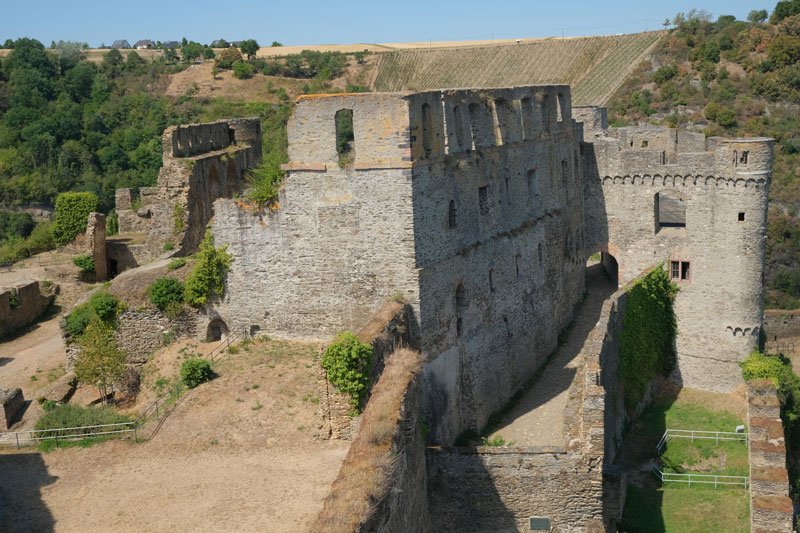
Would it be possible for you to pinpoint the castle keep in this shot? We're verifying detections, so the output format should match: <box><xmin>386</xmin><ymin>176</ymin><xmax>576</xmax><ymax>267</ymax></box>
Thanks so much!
<box><xmin>203</xmin><ymin>85</ymin><xmax>773</xmax><ymax>447</ymax></box>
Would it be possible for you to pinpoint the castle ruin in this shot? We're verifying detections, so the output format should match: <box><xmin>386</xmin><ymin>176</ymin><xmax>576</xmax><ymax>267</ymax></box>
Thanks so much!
<box><xmin>208</xmin><ymin>86</ymin><xmax>771</xmax><ymax>445</ymax></box>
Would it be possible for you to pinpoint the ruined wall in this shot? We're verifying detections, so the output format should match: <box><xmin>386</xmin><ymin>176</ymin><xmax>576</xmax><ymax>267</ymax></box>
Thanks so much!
<box><xmin>312</xmin><ymin>349</ymin><xmax>429</xmax><ymax>533</ymax></box>
<box><xmin>764</xmin><ymin>309</ymin><xmax>800</xmax><ymax>359</ymax></box>
<box><xmin>85</xmin><ymin>212</ymin><xmax>107</xmax><ymax>281</ymax></box>
<box><xmin>746</xmin><ymin>379</ymin><xmax>794</xmax><ymax>532</ymax></box>
<box><xmin>0</xmin><ymin>388</ymin><xmax>24</xmax><ymax>429</ymax></box>
<box><xmin>583</xmin><ymin>117</ymin><xmax>773</xmax><ymax>392</ymax></box>
<box><xmin>113</xmin><ymin>118</ymin><xmax>262</xmax><ymax>270</ymax></box>
<box><xmin>212</xmin><ymin>87</ymin><xmax>585</xmax><ymax>445</ymax></box>
<box><xmin>65</xmin><ymin>307</ymin><xmax>197</xmax><ymax>369</ymax></box>
<box><xmin>427</xmin><ymin>446</ymin><xmax>603</xmax><ymax>531</ymax></box>
<box><xmin>0</xmin><ymin>281</ymin><xmax>54</xmax><ymax>338</ymax></box>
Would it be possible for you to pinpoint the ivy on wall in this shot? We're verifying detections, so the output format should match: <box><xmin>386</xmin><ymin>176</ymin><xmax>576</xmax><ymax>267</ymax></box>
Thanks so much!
<box><xmin>619</xmin><ymin>266</ymin><xmax>679</xmax><ymax>409</ymax></box>
<box><xmin>52</xmin><ymin>192</ymin><xmax>99</xmax><ymax>245</ymax></box>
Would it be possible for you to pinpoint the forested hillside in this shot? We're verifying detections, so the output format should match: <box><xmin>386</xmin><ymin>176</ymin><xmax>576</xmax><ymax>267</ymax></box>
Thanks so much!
<box><xmin>606</xmin><ymin>3</ymin><xmax>800</xmax><ymax>308</ymax></box>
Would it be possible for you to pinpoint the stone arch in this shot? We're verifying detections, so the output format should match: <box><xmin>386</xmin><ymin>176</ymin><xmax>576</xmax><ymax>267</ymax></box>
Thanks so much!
<box><xmin>726</xmin><ymin>326</ymin><xmax>734</xmax><ymax>335</ymax></box>
<box><xmin>206</xmin><ymin>318</ymin><xmax>229</xmax><ymax>342</ymax></box>
<box><xmin>734</xmin><ymin>327</ymin><xmax>743</xmax><ymax>336</ymax></box>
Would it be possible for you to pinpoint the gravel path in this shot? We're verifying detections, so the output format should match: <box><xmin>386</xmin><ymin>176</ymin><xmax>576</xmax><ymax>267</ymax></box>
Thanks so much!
<box><xmin>489</xmin><ymin>264</ymin><xmax>616</xmax><ymax>446</ymax></box>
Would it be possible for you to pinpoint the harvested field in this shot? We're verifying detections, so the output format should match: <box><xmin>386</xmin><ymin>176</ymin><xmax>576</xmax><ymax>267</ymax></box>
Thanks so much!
<box><xmin>0</xmin><ymin>338</ymin><xmax>349</xmax><ymax>532</ymax></box>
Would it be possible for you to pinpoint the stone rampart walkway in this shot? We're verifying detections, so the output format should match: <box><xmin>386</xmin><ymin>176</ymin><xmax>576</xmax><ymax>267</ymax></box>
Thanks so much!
<box><xmin>489</xmin><ymin>264</ymin><xmax>616</xmax><ymax>446</ymax></box>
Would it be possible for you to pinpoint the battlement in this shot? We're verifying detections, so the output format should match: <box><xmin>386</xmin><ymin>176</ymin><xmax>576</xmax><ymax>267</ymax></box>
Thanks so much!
<box><xmin>164</xmin><ymin>118</ymin><xmax>262</xmax><ymax>159</ymax></box>
<box><xmin>284</xmin><ymin>86</ymin><xmax>578</xmax><ymax>171</ymax></box>
<box><xmin>575</xmin><ymin>106</ymin><xmax>774</xmax><ymax>182</ymax></box>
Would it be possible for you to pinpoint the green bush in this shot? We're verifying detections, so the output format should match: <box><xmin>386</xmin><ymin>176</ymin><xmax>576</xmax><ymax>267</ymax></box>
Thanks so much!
<box><xmin>147</xmin><ymin>278</ymin><xmax>184</xmax><ymax>310</ymax></box>
<box><xmin>35</xmin><ymin>403</ymin><xmax>130</xmax><ymax>434</ymax></box>
<box><xmin>64</xmin><ymin>291</ymin><xmax>122</xmax><ymax>337</ymax></box>
<box><xmin>247</xmin><ymin>156</ymin><xmax>285</xmax><ymax>206</ymax></box>
<box><xmin>106</xmin><ymin>211</ymin><xmax>119</xmax><ymax>236</ymax></box>
<box><xmin>184</xmin><ymin>232</ymin><xmax>233</xmax><ymax>307</ymax></box>
<box><xmin>619</xmin><ymin>266</ymin><xmax>678</xmax><ymax>409</ymax></box>
<box><xmin>232</xmin><ymin>60</ymin><xmax>255</xmax><ymax>80</ymax></box>
<box><xmin>321</xmin><ymin>332</ymin><xmax>373</xmax><ymax>410</ymax></box>
<box><xmin>215</xmin><ymin>47</ymin><xmax>242</xmax><ymax>69</ymax></box>
<box><xmin>167</xmin><ymin>257</ymin><xmax>187</xmax><ymax>270</ymax></box>
<box><xmin>180</xmin><ymin>358</ymin><xmax>214</xmax><ymax>388</ymax></box>
<box><xmin>52</xmin><ymin>192</ymin><xmax>99</xmax><ymax>245</ymax></box>
<box><xmin>72</xmin><ymin>253</ymin><xmax>95</xmax><ymax>273</ymax></box>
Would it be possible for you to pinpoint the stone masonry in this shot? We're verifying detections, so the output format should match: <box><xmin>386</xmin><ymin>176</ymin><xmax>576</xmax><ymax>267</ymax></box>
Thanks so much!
<box><xmin>111</xmin><ymin>118</ymin><xmax>262</xmax><ymax>271</ymax></box>
<box><xmin>746</xmin><ymin>379</ymin><xmax>793</xmax><ymax>532</ymax></box>
<box><xmin>211</xmin><ymin>87</ymin><xmax>585</xmax><ymax>445</ymax></box>
<box><xmin>578</xmin><ymin>106</ymin><xmax>773</xmax><ymax>392</ymax></box>
<box><xmin>0</xmin><ymin>280</ymin><xmax>55</xmax><ymax>338</ymax></box>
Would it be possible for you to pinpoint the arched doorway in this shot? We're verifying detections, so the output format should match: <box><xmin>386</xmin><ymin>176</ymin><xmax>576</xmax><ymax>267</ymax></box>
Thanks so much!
<box><xmin>587</xmin><ymin>249</ymin><xmax>619</xmax><ymax>287</ymax></box>
<box><xmin>206</xmin><ymin>318</ymin><xmax>229</xmax><ymax>342</ymax></box>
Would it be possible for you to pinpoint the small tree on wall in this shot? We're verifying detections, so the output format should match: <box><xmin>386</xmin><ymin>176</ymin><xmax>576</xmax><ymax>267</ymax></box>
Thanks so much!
<box><xmin>74</xmin><ymin>316</ymin><xmax>127</xmax><ymax>402</ymax></box>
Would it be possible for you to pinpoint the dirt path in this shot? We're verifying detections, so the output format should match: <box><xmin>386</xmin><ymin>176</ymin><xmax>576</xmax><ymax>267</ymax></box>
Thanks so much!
<box><xmin>0</xmin><ymin>338</ymin><xmax>349</xmax><ymax>532</ymax></box>
<box><xmin>489</xmin><ymin>264</ymin><xmax>616</xmax><ymax>446</ymax></box>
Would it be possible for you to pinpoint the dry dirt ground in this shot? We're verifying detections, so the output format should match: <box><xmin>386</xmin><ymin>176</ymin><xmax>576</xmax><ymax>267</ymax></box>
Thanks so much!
<box><xmin>0</xmin><ymin>337</ymin><xmax>349</xmax><ymax>532</ymax></box>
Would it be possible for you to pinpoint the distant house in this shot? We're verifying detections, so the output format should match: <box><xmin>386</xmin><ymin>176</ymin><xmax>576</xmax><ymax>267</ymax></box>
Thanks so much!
<box><xmin>134</xmin><ymin>39</ymin><xmax>155</xmax><ymax>50</ymax></box>
<box><xmin>111</xmin><ymin>40</ymin><xmax>131</xmax><ymax>49</ymax></box>
<box><xmin>162</xmin><ymin>41</ymin><xmax>180</xmax><ymax>50</ymax></box>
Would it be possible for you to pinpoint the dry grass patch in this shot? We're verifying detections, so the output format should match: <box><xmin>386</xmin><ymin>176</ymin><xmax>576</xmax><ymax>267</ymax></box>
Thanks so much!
<box><xmin>313</xmin><ymin>348</ymin><xmax>421</xmax><ymax>531</ymax></box>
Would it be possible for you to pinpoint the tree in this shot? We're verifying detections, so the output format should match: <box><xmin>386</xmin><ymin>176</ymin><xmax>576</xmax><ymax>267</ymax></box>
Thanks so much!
<box><xmin>181</xmin><ymin>41</ymin><xmax>204</xmax><ymax>63</ymax></box>
<box><xmin>748</xmin><ymin>9</ymin><xmax>769</xmax><ymax>23</ymax></box>
<box><xmin>74</xmin><ymin>317</ymin><xmax>127</xmax><ymax>402</ymax></box>
<box><xmin>772</xmin><ymin>0</ymin><xmax>800</xmax><ymax>23</ymax></box>
<box><xmin>232</xmin><ymin>60</ymin><xmax>254</xmax><ymax>79</ymax></box>
<box><xmin>2</xmin><ymin>39</ymin><xmax>14</xmax><ymax>49</ymax></box>
<box><xmin>239</xmin><ymin>39</ymin><xmax>259</xmax><ymax>59</ymax></box>
<box><xmin>210</xmin><ymin>39</ymin><xmax>229</xmax><ymax>48</ymax></box>
<box><xmin>271</xmin><ymin>41</ymin><xmax>283</xmax><ymax>47</ymax></box>
<box><xmin>662</xmin><ymin>18</ymin><xmax>671</xmax><ymax>29</ymax></box>
<box><xmin>215</xmin><ymin>47</ymin><xmax>242</xmax><ymax>69</ymax></box>
<box><xmin>163</xmin><ymin>48</ymin><xmax>178</xmax><ymax>62</ymax></box>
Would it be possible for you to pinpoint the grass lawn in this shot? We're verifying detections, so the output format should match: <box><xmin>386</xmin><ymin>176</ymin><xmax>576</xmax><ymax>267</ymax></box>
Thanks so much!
<box><xmin>617</xmin><ymin>388</ymin><xmax>750</xmax><ymax>533</ymax></box>
<box><xmin>621</xmin><ymin>484</ymin><xmax>749</xmax><ymax>533</ymax></box>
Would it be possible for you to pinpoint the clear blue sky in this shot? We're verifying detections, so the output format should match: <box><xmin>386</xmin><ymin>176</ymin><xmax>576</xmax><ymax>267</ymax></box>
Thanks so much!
<box><xmin>1</xmin><ymin>0</ymin><xmax>777</xmax><ymax>47</ymax></box>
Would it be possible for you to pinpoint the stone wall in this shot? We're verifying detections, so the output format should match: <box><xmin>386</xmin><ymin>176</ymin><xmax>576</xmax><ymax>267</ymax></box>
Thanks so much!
<box><xmin>764</xmin><ymin>309</ymin><xmax>800</xmax><ymax>359</ymax></box>
<box><xmin>0</xmin><ymin>388</ymin><xmax>25</xmax><ymax>429</ymax></box>
<box><xmin>212</xmin><ymin>86</ymin><xmax>585</xmax><ymax>445</ymax></box>
<box><xmin>0</xmin><ymin>281</ymin><xmax>55</xmax><ymax>338</ymax></box>
<box><xmin>312</xmin><ymin>349</ymin><xmax>429</xmax><ymax>532</ymax></box>
<box><xmin>318</xmin><ymin>301</ymin><xmax>419</xmax><ymax>440</ymax></box>
<box><xmin>746</xmin><ymin>379</ymin><xmax>794</xmax><ymax>532</ymax></box>
<box><xmin>112</xmin><ymin>118</ymin><xmax>262</xmax><ymax>271</ymax></box>
<box><xmin>427</xmin><ymin>446</ymin><xmax>603</xmax><ymax>531</ymax></box>
<box><xmin>65</xmin><ymin>307</ymin><xmax>197</xmax><ymax>369</ymax></box>
<box><xmin>583</xmin><ymin>113</ymin><xmax>773</xmax><ymax>392</ymax></box>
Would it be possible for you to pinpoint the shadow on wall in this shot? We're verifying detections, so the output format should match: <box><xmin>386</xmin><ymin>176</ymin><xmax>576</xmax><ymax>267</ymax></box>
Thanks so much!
<box><xmin>0</xmin><ymin>453</ymin><xmax>57</xmax><ymax>532</ymax></box>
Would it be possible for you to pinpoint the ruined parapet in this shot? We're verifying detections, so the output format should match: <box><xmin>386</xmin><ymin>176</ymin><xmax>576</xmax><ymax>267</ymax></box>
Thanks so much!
<box><xmin>0</xmin><ymin>281</ymin><xmax>55</xmax><ymax>338</ymax></box>
<box><xmin>213</xmin><ymin>86</ymin><xmax>586</xmax><ymax>444</ymax></box>
<box><xmin>112</xmin><ymin>118</ymin><xmax>262</xmax><ymax>271</ymax></box>
<box><xmin>746</xmin><ymin>379</ymin><xmax>793</xmax><ymax>533</ymax></box>
<box><xmin>0</xmin><ymin>388</ymin><xmax>24</xmax><ymax>429</ymax></box>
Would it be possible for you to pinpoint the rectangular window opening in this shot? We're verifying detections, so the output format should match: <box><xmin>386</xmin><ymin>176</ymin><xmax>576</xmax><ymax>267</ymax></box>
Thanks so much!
<box><xmin>681</xmin><ymin>261</ymin><xmax>690</xmax><ymax>280</ymax></box>
<box><xmin>479</xmin><ymin>186</ymin><xmax>490</xmax><ymax>216</ymax></box>
<box><xmin>489</xmin><ymin>269</ymin><xmax>496</xmax><ymax>292</ymax></box>
<box><xmin>671</xmin><ymin>261</ymin><xmax>680</xmax><ymax>279</ymax></box>
<box><xmin>515</xmin><ymin>254</ymin><xmax>522</xmax><ymax>279</ymax></box>
<box><xmin>505</xmin><ymin>177</ymin><xmax>511</xmax><ymax>206</ymax></box>
<box><xmin>738</xmin><ymin>212</ymin><xmax>745</xmax><ymax>222</ymax></box>
<box><xmin>670</xmin><ymin>260</ymin><xmax>691</xmax><ymax>282</ymax></box>
<box><xmin>655</xmin><ymin>191</ymin><xmax>686</xmax><ymax>230</ymax></box>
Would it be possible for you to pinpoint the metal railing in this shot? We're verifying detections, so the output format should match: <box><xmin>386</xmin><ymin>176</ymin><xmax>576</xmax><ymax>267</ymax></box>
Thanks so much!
<box><xmin>650</xmin><ymin>463</ymin><xmax>749</xmax><ymax>489</ymax></box>
<box><xmin>0</xmin><ymin>333</ymin><xmax>245</xmax><ymax>450</ymax></box>
<box><xmin>0</xmin><ymin>422</ymin><xmax>137</xmax><ymax>449</ymax></box>
<box><xmin>656</xmin><ymin>429</ymin><xmax>748</xmax><ymax>453</ymax></box>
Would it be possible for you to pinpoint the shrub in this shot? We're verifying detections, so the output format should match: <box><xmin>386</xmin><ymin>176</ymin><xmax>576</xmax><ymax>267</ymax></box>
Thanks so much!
<box><xmin>64</xmin><ymin>291</ymin><xmax>121</xmax><ymax>337</ymax></box>
<box><xmin>163</xmin><ymin>241</ymin><xmax>174</xmax><ymax>251</ymax></box>
<box><xmin>167</xmin><ymin>257</ymin><xmax>187</xmax><ymax>270</ymax></box>
<box><xmin>184</xmin><ymin>232</ymin><xmax>233</xmax><ymax>307</ymax></box>
<box><xmin>53</xmin><ymin>192</ymin><xmax>99</xmax><ymax>245</ymax></box>
<box><xmin>247</xmin><ymin>156</ymin><xmax>284</xmax><ymax>206</ymax></box>
<box><xmin>232</xmin><ymin>60</ymin><xmax>255</xmax><ymax>80</ymax></box>
<box><xmin>180</xmin><ymin>358</ymin><xmax>214</xmax><ymax>388</ymax></box>
<box><xmin>215</xmin><ymin>47</ymin><xmax>242</xmax><ymax>69</ymax></box>
<box><xmin>321</xmin><ymin>332</ymin><xmax>373</xmax><ymax>410</ymax></box>
<box><xmin>147</xmin><ymin>278</ymin><xmax>184</xmax><ymax>310</ymax></box>
<box><xmin>72</xmin><ymin>253</ymin><xmax>95</xmax><ymax>273</ymax></box>
<box><xmin>106</xmin><ymin>210</ymin><xmax>119</xmax><ymax>236</ymax></box>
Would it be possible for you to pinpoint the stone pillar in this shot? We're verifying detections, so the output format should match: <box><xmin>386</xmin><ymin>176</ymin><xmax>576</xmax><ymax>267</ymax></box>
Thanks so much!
<box><xmin>86</xmin><ymin>212</ymin><xmax>108</xmax><ymax>281</ymax></box>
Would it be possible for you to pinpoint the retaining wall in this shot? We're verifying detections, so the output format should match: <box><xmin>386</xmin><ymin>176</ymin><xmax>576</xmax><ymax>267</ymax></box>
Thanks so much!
<box><xmin>0</xmin><ymin>281</ymin><xmax>54</xmax><ymax>338</ymax></box>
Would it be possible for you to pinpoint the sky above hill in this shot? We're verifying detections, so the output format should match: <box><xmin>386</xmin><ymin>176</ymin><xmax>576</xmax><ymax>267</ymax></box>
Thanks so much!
<box><xmin>1</xmin><ymin>0</ymin><xmax>777</xmax><ymax>47</ymax></box>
